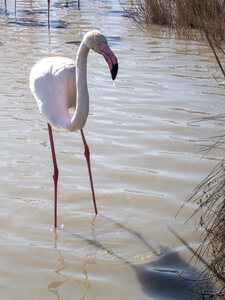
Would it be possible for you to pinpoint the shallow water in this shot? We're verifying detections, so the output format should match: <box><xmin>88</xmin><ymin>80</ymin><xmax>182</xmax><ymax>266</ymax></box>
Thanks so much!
<box><xmin>0</xmin><ymin>0</ymin><xmax>224</xmax><ymax>299</ymax></box>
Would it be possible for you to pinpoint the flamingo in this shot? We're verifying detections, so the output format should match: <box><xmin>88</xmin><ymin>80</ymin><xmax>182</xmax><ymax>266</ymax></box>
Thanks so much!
<box><xmin>30</xmin><ymin>30</ymin><xmax>118</xmax><ymax>228</ymax></box>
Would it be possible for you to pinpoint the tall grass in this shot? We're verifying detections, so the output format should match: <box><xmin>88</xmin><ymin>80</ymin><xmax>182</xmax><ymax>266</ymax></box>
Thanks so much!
<box><xmin>126</xmin><ymin>0</ymin><xmax>225</xmax><ymax>47</ymax></box>
<box><xmin>179</xmin><ymin>159</ymin><xmax>225</xmax><ymax>297</ymax></box>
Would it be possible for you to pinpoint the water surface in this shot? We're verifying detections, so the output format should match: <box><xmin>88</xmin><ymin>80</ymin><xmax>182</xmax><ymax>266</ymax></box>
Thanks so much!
<box><xmin>0</xmin><ymin>0</ymin><xmax>224</xmax><ymax>299</ymax></box>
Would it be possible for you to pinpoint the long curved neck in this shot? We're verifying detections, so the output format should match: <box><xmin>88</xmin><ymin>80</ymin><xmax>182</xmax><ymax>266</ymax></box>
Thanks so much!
<box><xmin>69</xmin><ymin>42</ymin><xmax>90</xmax><ymax>132</ymax></box>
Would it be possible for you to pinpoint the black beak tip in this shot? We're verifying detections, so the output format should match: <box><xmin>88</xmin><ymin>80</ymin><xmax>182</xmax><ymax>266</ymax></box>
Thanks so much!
<box><xmin>111</xmin><ymin>63</ymin><xmax>118</xmax><ymax>81</ymax></box>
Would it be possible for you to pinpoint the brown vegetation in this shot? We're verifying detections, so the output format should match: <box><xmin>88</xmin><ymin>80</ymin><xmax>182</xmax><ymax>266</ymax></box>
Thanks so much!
<box><xmin>126</xmin><ymin>0</ymin><xmax>225</xmax><ymax>47</ymax></box>
<box><xmin>179</xmin><ymin>159</ymin><xmax>225</xmax><ymax>297</ymax></box>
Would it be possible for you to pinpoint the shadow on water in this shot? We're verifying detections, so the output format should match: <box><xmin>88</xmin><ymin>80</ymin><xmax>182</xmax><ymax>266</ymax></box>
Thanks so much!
<box><xmin>53</xmin><ymin>215</ymin><xmax>213</xmax><ymax>300</ymax></box>
<box><xmin>53</xmin><ymin>1</ymin><xmax>79</xmax><ymax>9</ymax></box>
<box><xmin>66</xmin><ymin>40</ymin><xmax>81</xmax><ymax>45</ymax></box>
<box><xmin>105</xmin><ymin>36</ymin><xmax>121</xmax><ymax>47</ymax></box>
<box><xmin>1</xmin><ymin>7</ymin><xmax>49</xmax><ymax>17</ymax></box>
<box><xmin>66</xmin><ymin>36</ymin><xmax>121</xmax><ymax>47</ymax></box>
<box><xmin>135</xmin><ymin>251</ymin><xmax>212</xmax><ymax>300</ymax></box>
<box><xmin>0</xmin><ymin>7</ymin><xmax>9</xmax><ymax>17</ymax></box>
<box><xmin>8</xmin><ymin>18</ymin><xmax>69</xmax><ymax>29</ymax></box>
<box><xmin>18</xmin><ymin>9</ymin><xmax>49</xmax><ymax>15</ymax></box>
<box><xmin>103</xmin><ymin>10</ymin><xmax>124</xmax><ymax>17</ymax></box>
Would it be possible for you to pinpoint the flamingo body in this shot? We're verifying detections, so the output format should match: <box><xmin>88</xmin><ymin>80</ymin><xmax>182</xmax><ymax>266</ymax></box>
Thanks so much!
<box><xmin>30</xmin><ymin>57</ymin><xmax>76</xmax><ymax>130</ymax></box>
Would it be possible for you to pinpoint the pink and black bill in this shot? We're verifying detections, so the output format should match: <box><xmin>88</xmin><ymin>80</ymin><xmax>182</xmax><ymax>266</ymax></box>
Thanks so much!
<box><xmin>98</xmin><ymin>43</ymin><xmax>119</xmax><ymax>81</ymax></box>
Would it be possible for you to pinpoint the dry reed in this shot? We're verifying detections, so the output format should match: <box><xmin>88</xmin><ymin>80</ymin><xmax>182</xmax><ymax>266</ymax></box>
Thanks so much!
<box><xmin>178</xmin><ymin>159</ymin><xmax>225</xmax><ymax>297</ymax></box>
<box><xmin>126</xmin><ymin>0</ymin><xmax>225</xmax><ymax>47</ymax></box>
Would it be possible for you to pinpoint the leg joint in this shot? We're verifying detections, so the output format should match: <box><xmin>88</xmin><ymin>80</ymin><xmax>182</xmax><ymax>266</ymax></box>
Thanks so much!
<box><xmin>53</xmin><ymin>167</ymin><xmax>59</xmax><ymax>182</ymax></box>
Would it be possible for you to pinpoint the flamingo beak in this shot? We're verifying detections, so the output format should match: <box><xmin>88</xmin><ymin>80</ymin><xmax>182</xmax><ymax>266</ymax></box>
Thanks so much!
<box><xmin>98</xmin><ymin>43</ymin><xmax>118</xmax><ymax>80</ymax></box>
<box><xmin>111</xmin><ymin>63</ymin><xmax>118</xmax><ymax>81</ymax></box>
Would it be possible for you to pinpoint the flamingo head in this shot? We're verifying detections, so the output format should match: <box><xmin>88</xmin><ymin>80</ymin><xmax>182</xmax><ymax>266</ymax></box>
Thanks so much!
<box><xmin>83</xmin><ymin>30</ymin><xmax>118</xmax><ymax>80</ymax></box>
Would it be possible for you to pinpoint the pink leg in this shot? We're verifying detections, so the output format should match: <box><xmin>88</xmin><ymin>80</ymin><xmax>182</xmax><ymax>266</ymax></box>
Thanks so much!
<box><xmin>48</xmin><ymin>123</ymin><xmax>58</xmax><ymax>228</ymax></box>
<box><xmin>47</xmin><ymin>0</ymin><xmax>50</xmax><ymax>30</ymax></box>
<box><xmin>80</xmin><ymin>129</ymin><xmax>98</xmax><ymax>215</ymax></box>
<box><xmin>14</xmin><ymin>0</ymin><xmax>16</xmax><ymax>18</ymax></box>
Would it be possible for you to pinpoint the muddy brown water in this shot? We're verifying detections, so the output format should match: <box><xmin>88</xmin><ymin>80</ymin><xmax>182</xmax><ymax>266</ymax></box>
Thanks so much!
<box><xmin>0</xmin><ymin>0</ymin><xmax>224</xmax><ymax>299</ymax></box>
